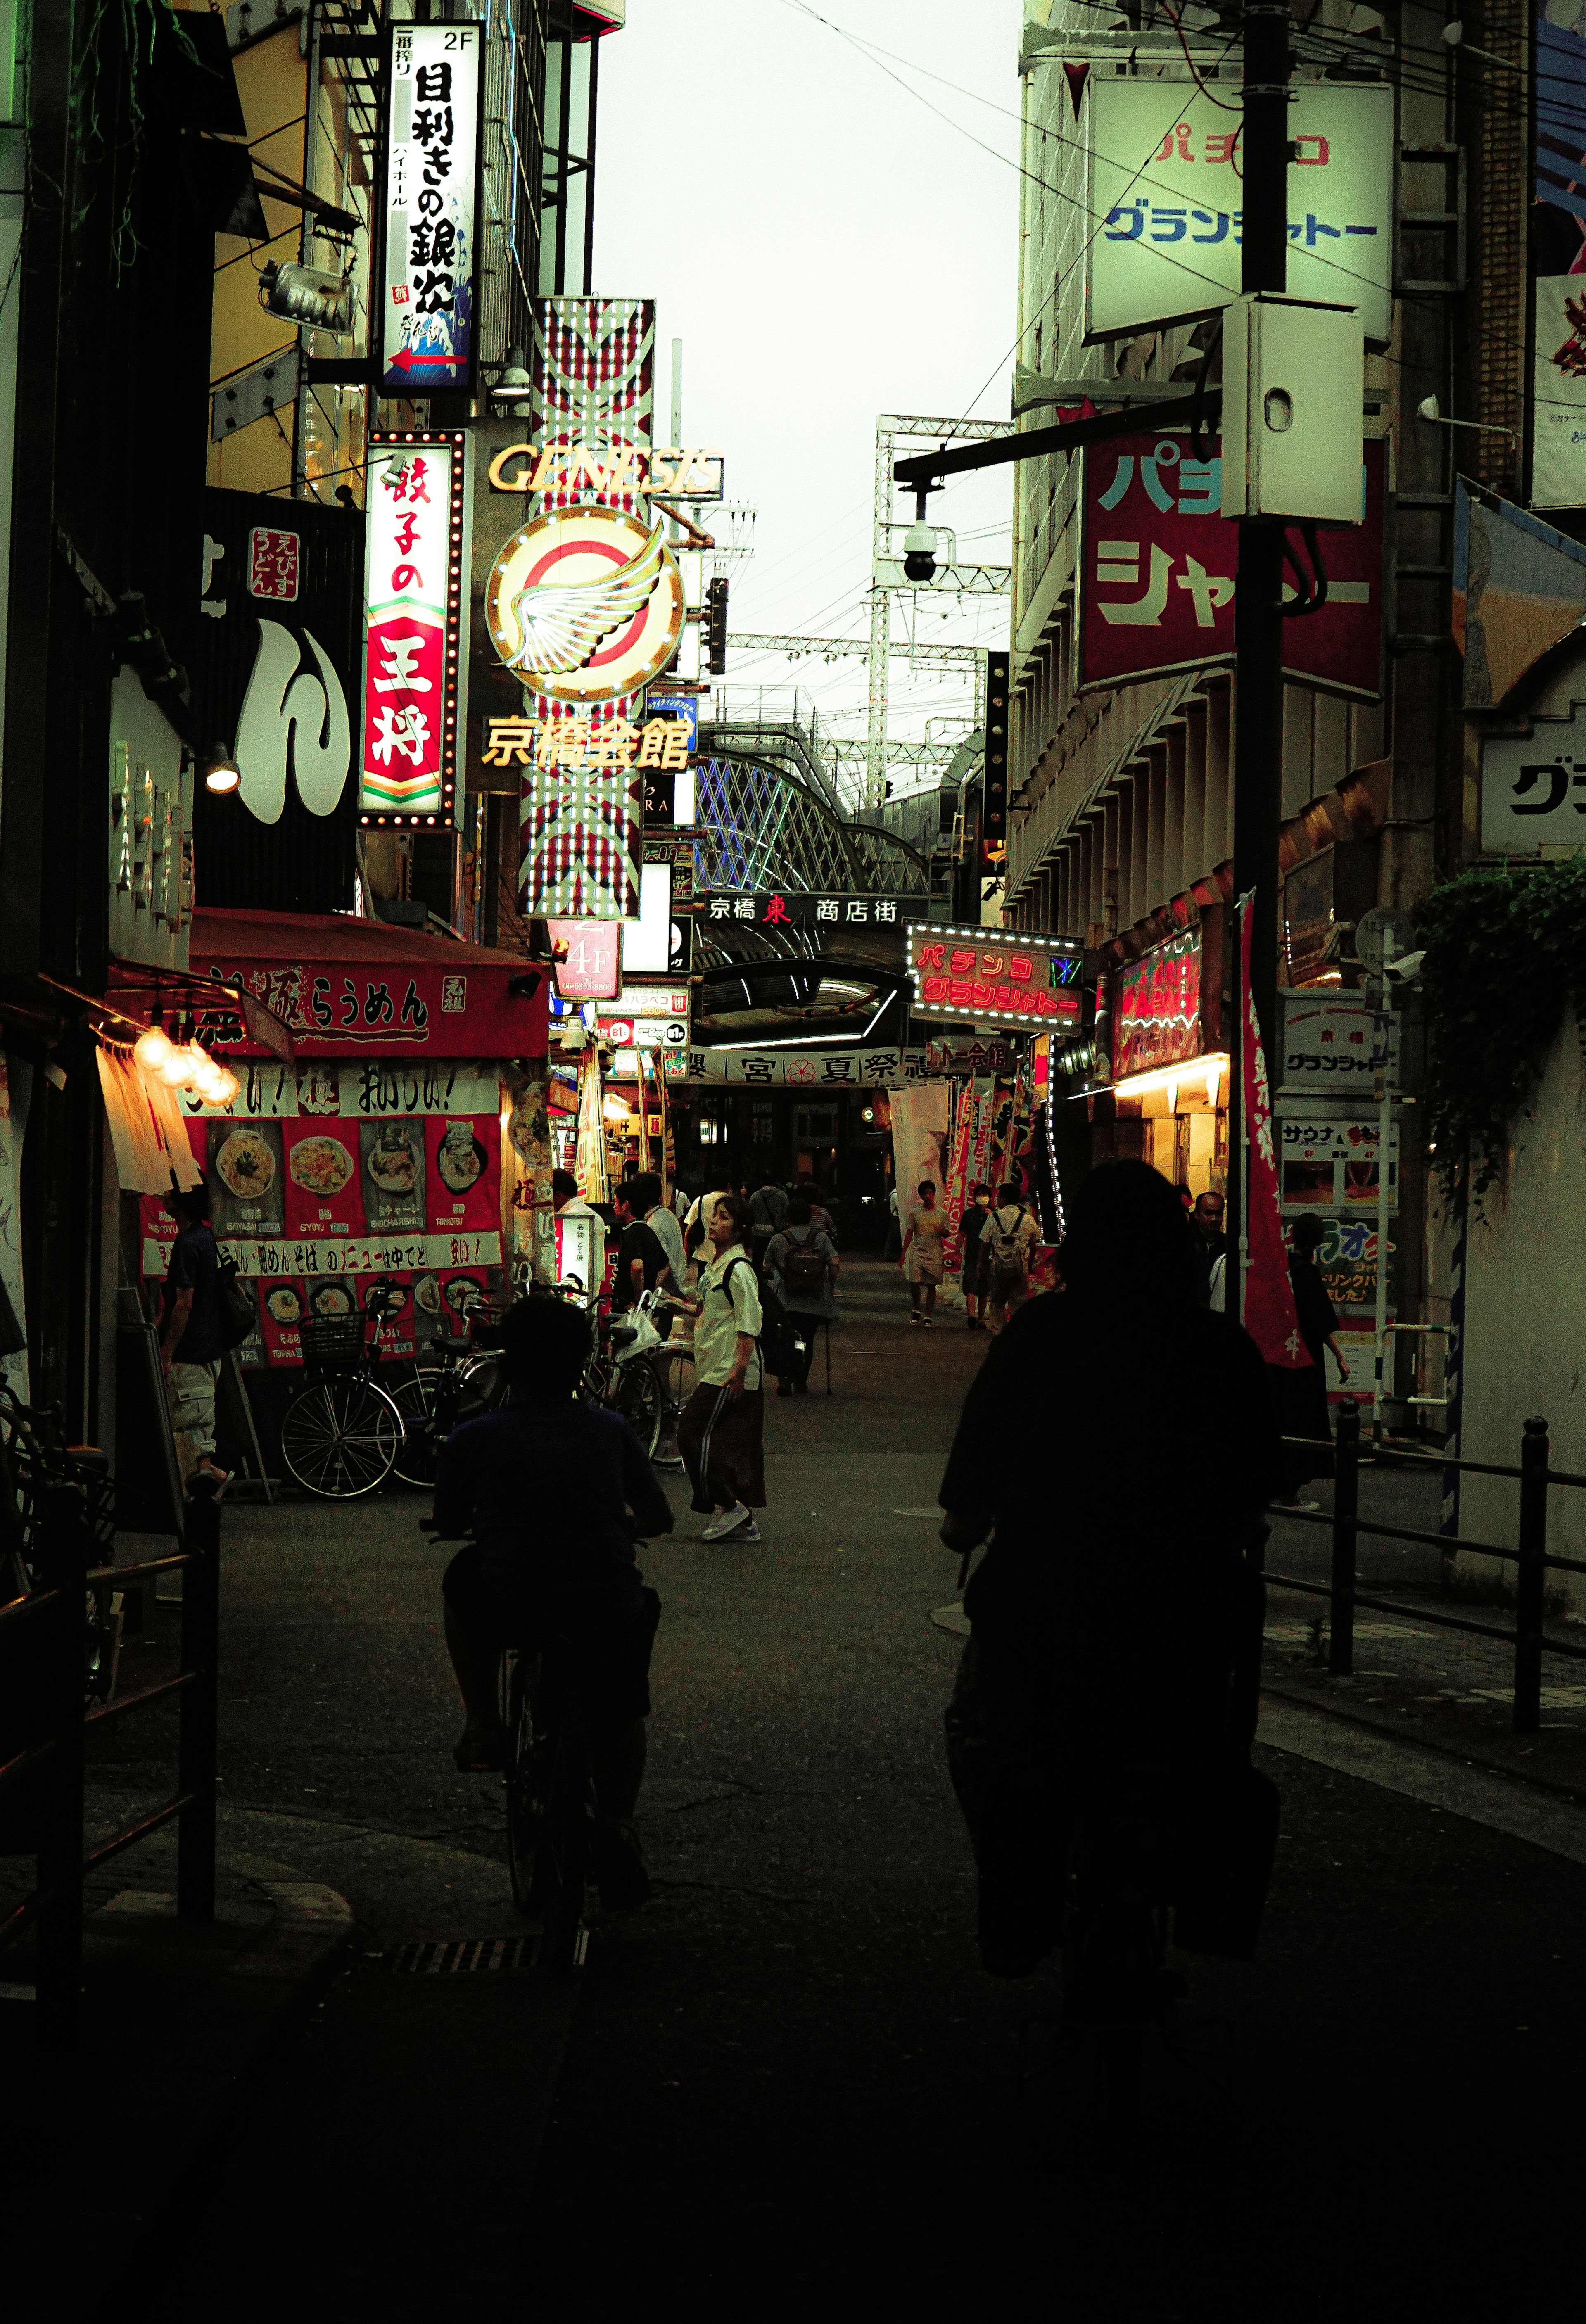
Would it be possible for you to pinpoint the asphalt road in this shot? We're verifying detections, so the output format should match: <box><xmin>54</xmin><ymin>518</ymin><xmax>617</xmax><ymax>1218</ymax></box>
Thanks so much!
<box><xmin>130</xmin><ymin>1262</ymin><xmax>1586</xmax><ymax>2319</ymax></box>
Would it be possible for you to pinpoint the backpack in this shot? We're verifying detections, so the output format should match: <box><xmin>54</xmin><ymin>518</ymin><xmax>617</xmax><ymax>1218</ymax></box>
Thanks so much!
<box><xmin>780</xmin><ymin>1227</ymin><xmax>827</xmax><ymax>1298</ymax></box>
<box><xmin>216</xmin><ymin>1251</ymin><xmax>258</xmax><ymax>1351</ymax></box>
<box><xmin>983</xmin><ymin>1206</ymin><xmax>1029</xmax><ymax>1288</ymax></box>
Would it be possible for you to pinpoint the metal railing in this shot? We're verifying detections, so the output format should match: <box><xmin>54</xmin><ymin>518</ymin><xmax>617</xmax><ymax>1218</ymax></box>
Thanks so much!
<box><xmin>1268</xmin><ymin>1406</ymin><xmax>1584</xmax><ymax>1733</ymax></box>
<box><xmin>0</xmin><ymin>1473</ymin><xmax>221</xmax><ymax>2045</ymax></box>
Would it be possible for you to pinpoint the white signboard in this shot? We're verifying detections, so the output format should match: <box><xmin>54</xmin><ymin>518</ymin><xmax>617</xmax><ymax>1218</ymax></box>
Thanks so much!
<box><xmin>678</xmin><ymin>1046</ymin><xmax>936</xmax><ymax>1087</ymax></box>
<box><xmin>1088</xmin><ymin>80</ymin><xmax>1394</xmax><ymax>343</ymax></box>
<box><xmin>1482</xmin><ymin>711</ymin><xmax>1586</xmax><ymax>850</ymax></box>
<box><xmin>1532</xmin><ymin>278</ymin><xmax>1586</xmax><ymax>513</ymax></box>
<box><xmin>1279</xmin><ymin>993</ymin><xmax>1399</xmax><ymax>1094</ymax></box>
<box><xmin>1275</xmin><ymin>1107</ymin><xmax>1400</xmax><ymax>1212</ymax></box>
<box><xmin>380</xmin><ymin>21</ymin><xmax>482</xmax><ymax>394</ymax></box>
<box><xmin>361</xmin><ymin>437</ymin><xmax>460</xmax><ymax>816</ymax></box>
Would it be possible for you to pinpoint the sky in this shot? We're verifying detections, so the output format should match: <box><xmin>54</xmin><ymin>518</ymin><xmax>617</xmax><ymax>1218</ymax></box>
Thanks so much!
<box><xmin>595</xmin><ymin>0</ymin><xmax>1025</xmax><ymax>779</ymax></box>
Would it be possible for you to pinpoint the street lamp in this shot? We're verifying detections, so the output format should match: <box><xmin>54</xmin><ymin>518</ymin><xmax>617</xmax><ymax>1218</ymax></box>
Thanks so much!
<box><xmin>490</xmin><ymin>344</ymin><xmax>533</xmax><ymax>420</ymax></box>
<box><xmin>200</xmin><ymin>741</ymin><xmax>241</xmax><ymax>795</ymax></box>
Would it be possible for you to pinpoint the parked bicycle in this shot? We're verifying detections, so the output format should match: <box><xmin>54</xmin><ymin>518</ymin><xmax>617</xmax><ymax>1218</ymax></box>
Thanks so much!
<box><xmin>279</xmin><ymin>1286</ymin><xmax>404</xmax><ymax>1498</ymax></box>
<box><xmin>581</xmin><ymin>1287</ymin><xmax>690</xmax><ymax>1460</ymax></box>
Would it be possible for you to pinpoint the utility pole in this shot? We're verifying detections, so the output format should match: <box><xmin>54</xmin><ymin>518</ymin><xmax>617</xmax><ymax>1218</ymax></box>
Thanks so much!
<box><xmin>1229</xmin><ymin>2</ymin><xmax>1290</xmax><ymax>1310</ymax></box>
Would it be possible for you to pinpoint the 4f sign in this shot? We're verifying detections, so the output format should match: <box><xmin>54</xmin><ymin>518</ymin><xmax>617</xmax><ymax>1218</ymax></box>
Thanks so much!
<box><xmin>380</xmin><ymin>22</ymin><xmax>483</xmax><ymax>394</ymax></box>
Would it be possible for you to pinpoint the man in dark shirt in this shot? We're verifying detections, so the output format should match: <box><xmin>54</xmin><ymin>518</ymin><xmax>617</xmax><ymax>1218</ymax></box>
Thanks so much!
<box><xmin>434</xmin><ymin>1297</ymin><xmax>672</xmax><ymax>1907</ymax></box>
<box><xmin>611</xmin><ymin>1182</ymin><xmax>668</xmax><ymax>1310</ymax></box>
<box><xmin>1190</xmin><ymin>1189</ymin><xmax>1227</xmax><ymax>1305</ymax></box>
<box><xmin>159</xmin><ymin>1179</ymin><xmax>230</xmax><ymax>1490</ymax></box>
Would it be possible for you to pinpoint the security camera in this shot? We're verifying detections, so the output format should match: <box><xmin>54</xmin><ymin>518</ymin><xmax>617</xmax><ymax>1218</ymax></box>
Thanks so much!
<box><xmin>1382</xmin><ymin>949</ymin><xmax>1425</xmax><ymax>987</ymax></box>
<box><xmin>902</xmin><ymin>520</ymin><xmax>938</xmax><ymax>584</ymax></box>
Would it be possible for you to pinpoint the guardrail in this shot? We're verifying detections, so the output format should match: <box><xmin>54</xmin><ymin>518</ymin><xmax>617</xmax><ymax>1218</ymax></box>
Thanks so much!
<box><xmin>0</xmin><ymin>1472</ymin><xmax>221</xmax><ymax>2044</ymax></box>
<box><xmin>1268</xmin><ymin>1405</ymin><xmax>1584</xmax><ymax>1733</ymax></box>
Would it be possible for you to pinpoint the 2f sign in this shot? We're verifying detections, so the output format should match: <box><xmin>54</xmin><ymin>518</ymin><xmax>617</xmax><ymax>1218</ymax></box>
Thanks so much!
<box><xmin>1086</xmin><ymin>79</ymin><xmax>1393</xmax><ymax>343</ymax></box>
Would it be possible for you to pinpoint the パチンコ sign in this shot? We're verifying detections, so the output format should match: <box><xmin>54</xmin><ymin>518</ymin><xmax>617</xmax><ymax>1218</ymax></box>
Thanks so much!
<box><xmin>907</xmin><ymin>923</ymin><xmax>1082</xmax><ymax>1029</ymax></box>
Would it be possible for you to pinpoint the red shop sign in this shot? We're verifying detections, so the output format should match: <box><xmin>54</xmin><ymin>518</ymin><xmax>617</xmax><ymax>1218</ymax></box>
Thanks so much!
<box><xmin>907</xmin><ymin>922</ymin><xmax>1082</xmax><ymax>1030</ymax></box>
<box><xmin>1077</xmin><ymin>433</ymin><xmax>1385</xmax><ymax>697</ymax></box>
<box><xmin>1114</xmin><ymin>928</ymin><xmax>1204</xmax><ymax>1078</ymax></box>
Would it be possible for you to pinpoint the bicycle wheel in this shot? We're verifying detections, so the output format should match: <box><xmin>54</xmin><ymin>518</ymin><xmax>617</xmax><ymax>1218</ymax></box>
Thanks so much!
<box><xmin>613</xmin><ymin>1355</ymin><xmax>663</xmax><ymax>1457</ymax></box>
<box><xmin>502</xmin><ymin>1655</ymin><xmax>542</xmax><ymax>1916</ymax></box>
<box><xmin>532</xmin><ymin>1733</ymin><xmax>591</xmax><ymax>1976</ymax></box>
<box><xmin>280</xmin><ymin>1376</ymin><xmax>402</xmax><ymax>1498</ymax></box>
<box><xmin>389</xmin><ymin>1366</ymin><xmax>449</xmax><ymax>1490</ymax></box>
<box><xmin>653</xmin><ymin>1341</ymin><xmax>694</xmax><ymax>1469</ymax></box>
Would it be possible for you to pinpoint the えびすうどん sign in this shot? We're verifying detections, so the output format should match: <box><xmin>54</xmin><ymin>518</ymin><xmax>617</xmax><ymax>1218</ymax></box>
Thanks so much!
<box><xmin>907</xmin><ymin>924</ymin><xmax>1082</xmax><ymax>1029</ymax></box>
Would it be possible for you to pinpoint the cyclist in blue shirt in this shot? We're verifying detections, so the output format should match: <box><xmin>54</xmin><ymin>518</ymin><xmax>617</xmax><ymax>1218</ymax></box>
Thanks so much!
<box><xmin>433</xmin><ymin>1296</ymin><xmax>672</xmax><ymax>1908</ymax></box>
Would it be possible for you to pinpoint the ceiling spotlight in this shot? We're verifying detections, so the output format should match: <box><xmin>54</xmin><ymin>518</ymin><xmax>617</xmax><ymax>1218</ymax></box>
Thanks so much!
<box><xmin>258</xmin><ymin>260</ymin><xmax>356</xmax><ymax>335</ymax></box>
<box><xmin>201</xmin><ymin>741</ymin><xmax>241</xmax><ymax>794</ymax></box>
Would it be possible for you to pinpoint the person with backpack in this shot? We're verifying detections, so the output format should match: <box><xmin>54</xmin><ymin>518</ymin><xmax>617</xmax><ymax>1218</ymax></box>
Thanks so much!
<box><xmin>959</xmin><ymin>1182</ymin><xmax>994</xmax><ymax>1331</ymax></box>
<box><xmin>674</xmin><ymin>1193</ymin><xmax>767</xmax><ymax>1542</ymax></box>
<box><xmin>159</xmin><ymin>1175</ymin><xmax>235</xmax><ymax>1493</ymax></box>
<box><xmin>981</xmin><ymin>1182</ymin><xmax>1040</xmax><ymax>1336</ymax></box>
<box><xmin>764</xmin><ymin>1196</ymin><xmax>840</xmax><ymax>1396</ymax></box>
<box><xmin>748</xmin><ymin>1173</ymin><xmax>788</xmax><ymax>1268</ymax></box>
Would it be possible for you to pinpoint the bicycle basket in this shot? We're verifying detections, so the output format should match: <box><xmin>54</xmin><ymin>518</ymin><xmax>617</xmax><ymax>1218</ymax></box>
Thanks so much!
<box><xmin>298</xmin><ymin>1312</ymin><xmax>375</xmax><ymax>1374</ymax></box>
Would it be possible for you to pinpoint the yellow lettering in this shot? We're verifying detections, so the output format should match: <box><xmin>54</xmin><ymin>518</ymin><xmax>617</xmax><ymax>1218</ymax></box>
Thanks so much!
<box><xmin>487</xmin><ymin>442</ymin><xmax>536</xmax><ymax>492</ymax></box>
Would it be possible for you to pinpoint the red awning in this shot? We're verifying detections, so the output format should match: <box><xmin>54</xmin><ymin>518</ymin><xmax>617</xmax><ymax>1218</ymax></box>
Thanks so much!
<box><xmin>175</xmin><ymin>907</ymin><xmax>549</xmax><ymax>1060</ymax></box>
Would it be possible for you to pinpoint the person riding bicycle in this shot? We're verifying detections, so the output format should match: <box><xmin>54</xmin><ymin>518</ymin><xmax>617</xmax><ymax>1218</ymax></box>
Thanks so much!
<box><xmin>937</xmin><ymin>1161</ymin><xmax>1282</xmax><ymax>1977</ymax></box>
<box><xmin>432</xmin><ymin>1296</ymin><xmax>672</xmax><ymax>1910</ymax></box>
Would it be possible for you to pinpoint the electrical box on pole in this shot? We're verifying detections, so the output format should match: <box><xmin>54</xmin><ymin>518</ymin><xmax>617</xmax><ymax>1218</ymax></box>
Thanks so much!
<box><xmin>1220</xmin><ymin>294</ymin><xmax>1365</xmax><ymax>523</ymax></box>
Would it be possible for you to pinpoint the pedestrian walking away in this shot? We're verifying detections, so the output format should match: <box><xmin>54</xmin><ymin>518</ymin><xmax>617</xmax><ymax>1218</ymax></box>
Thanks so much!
<box><xmin>1268</xmin><ymin>1213</ymin><xmax>1351</xmax><ymax>1513</ymax></box>
<box><xmin>900</xmin><ymin>1178</ymin><xmax>947</xmax><ymax>1325</ymax></box>
<box><xmin>675</xmin><ymin>1192</ymin><xmax>766</xmax><ymax>1541</ymax></box>
<box><xmin>979</xmin><ymin>1183</ymin><xmax>1039</xmax><ymax>1336</ymax></box>
<box><xmin>611</xmin><ymin>1177</ymin><xmax>669</xmax><ymax>1311</ymax></box>
<box><xmin>765</xmin><ymin>1197</ymin><xmax>840</xmax><ymax>1395</ymax></box>
<box><xmin>1190</xmin><ymin>1189</ymin><xmax>1228</xmax><ymax>1307</ymax></box>
<box><xmin>936</xmin><ymin>1161</ymin><xmax>1283</xmax><ymax>1977</ymax></box>
<box><xmin>748</xmin><ymin>1173</ymin><xmax>789</xmax><ymax>1270</ymax></box>
<box><xmin>959</xmin><ymin>1182</ymin><xmax>994</xmax><ymax>1329</ymax></box>
<box><xmin>158</xmin><ymin>1175</ymin><xmax>233</xmax><ymax>1494</ymax></box>
<box><xmin>432</xmin><ymin>1297</ymin><xmax>670</xmax><ymax>1910</ymax></box>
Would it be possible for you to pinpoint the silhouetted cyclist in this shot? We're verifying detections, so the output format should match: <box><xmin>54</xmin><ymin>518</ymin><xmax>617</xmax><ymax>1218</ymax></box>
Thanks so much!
<box><xmin>937</xmin><ymin>1160</ymin><xmax>1282</xmax><ymax>1976</ymax></box>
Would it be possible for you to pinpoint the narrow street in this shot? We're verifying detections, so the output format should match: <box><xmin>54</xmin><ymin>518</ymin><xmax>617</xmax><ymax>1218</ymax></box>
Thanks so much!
<box><xmin>113</xmin><ymin>1262</ymin><xmax>1586</xmax><ymax>2319</ymax></box>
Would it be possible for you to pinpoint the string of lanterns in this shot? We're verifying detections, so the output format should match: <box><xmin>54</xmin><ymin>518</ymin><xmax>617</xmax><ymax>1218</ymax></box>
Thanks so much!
<box><xmin>131</xmin><ymin>1021</ymin><xmax>241</xmax><ymax>1109</ymax></box>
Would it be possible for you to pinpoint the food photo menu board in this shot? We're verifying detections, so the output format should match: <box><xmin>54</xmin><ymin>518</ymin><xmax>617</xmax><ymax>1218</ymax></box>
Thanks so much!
<box><xmin>140</xmin><ymin>1061</ymin><xmax>507</xmax><ymax>1367</ymax></box>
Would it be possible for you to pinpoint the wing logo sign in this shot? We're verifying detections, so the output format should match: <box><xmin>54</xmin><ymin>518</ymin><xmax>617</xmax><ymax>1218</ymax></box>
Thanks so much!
<box><xmin>483</xmin><ymin>503</ymin><xmax>685</xmax><ymax>704</ymax></box>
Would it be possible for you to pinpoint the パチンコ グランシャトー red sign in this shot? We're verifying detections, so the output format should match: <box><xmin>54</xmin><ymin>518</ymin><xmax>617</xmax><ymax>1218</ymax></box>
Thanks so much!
<box><xmin>907</xmin><ymin>923</ymin><xmax>1083</xmax><ymax>1030</ymax></box>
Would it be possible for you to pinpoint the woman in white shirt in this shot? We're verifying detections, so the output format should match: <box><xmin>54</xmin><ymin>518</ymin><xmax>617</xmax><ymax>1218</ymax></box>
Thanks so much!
<box><xmin>673</xmin><ymin>1192</ymin><xmax>765</xmax><ymax>1543</ymax></box>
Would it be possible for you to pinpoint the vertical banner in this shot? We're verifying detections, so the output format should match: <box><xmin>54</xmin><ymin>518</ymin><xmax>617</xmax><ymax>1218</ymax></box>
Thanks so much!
<box><xmin>889</xmin><ymin>1080</ymin><xmax>952</xmax><ymax>1226</ymax></box>
<box><xmin>941</xmin><ymin>1081</ymin><xmax>975</xmax><ymax>1275</ymax></box>
<box><xmin>970</xmin><ymin>1077</ymin><xmax>995</xmax><ymax>1197</ymax></box>
<box><xmin>361</xmin><ymin>434</ymin><xmax>465</xmax><ymax>822</ymax></box>
<box><xmin>1237</xmin><ymin>893</ymin><xmax>1311</xmax><ymax>1370</ymax></box>
<box><xmin>1535</xmin><ymin>7</ymin><xmax>1586</xmax><ymax>509</ymax></box>
<box><xmin>380</xmin><ymin>20</ymin><xmax>483</xmax><ymax>395</ymax></box>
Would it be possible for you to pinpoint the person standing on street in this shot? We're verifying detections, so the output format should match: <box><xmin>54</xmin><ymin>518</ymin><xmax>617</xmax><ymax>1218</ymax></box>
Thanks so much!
<box><xmin>610</xmin><ymin>1180</ymin><xmax>669</xmax><ymax>1311</ymax></box>
<box><xmin>675</xmin><ymin>1193</ymin><xmax>766</xmax><ymax>1542</ymax></box>
<box><xmin>638</xmin><ymin>1172</ymin><xmax>686</xmax><ymax>1294</ymax></box>
<box><xmin>749</xmin><ymin>1173</ymin><xmax>788</xmax><ymax>1271</ymax></box>
<box><xmin>765</xmin><ymin>1196</ymin><xmax>840</xmax><ymax>1395</ymax></box>
<box><xmin>980</xmin><ymin>1183</ymin><xmax>1039</xmax><ymax>1336</ymax></box>
<box><xmin>900</xmin><ymin>1179</ymin><xmax>947</xmax><ymax>1326</ymax></box>
<box><xmin>159</xmin><ymin>1178</ymin><xmax>231</xmax><ymax>1493</ymax></box>
<box><xmin>959</xmin><ymin>1182</ymin><xmax>994</xmax><ymax>1330</ymax></box>
<box><xmin>1190</xmin><ymin>1189</ymin><xmax>1227</xmax><ymax>1306</ymax></box>
<box><xmin>1269</xmin><ymin>1215</ymin><xmax>1351</xmax><ymax>1514</ymax></box>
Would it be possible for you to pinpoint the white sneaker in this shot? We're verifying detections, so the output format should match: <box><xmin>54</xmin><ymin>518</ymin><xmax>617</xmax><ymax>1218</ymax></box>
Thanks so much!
<box><xmin>702</xmin><ymin>1503</ymin><xmax>751</xmax><ymax>1541</ymax></box>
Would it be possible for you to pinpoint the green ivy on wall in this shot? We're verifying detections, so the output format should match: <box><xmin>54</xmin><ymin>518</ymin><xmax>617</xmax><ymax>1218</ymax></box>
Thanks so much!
<box><xmin>1420</xmin><ymin>854</ymin><xmax>1586</xmax><ymax>1205</ymax></box>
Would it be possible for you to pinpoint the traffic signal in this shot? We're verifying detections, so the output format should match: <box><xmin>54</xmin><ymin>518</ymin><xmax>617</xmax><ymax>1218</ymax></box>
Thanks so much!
<box><xmin>705</xmin><ymin>576</ymin><xmax>729</xmax><ymax>675</ymax></box>
<box><xmin>981</xmin><ymin>648</ymin><xmax>1009</xmax><ymax>857</ymax></box>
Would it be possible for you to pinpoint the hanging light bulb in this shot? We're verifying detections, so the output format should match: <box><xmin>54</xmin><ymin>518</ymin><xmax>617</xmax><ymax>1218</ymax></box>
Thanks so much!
<box><xmin>191</xmin><ymin>1055</ymin><xmax>228</xmax><ymax>1104</ymax></box>
<box><xmin>157</xmin><ymin>1043</ymin><xmax>195</xmax><ymax>1087</ymax></box>
<box><xmin>134</xmin><ymin>1023</ymin><xmax>176</xmax><ymax>1074</ymax></box>
<box><xmin>209</xmin><ymin>1064</ymin><xmax>241</xmax><ymax>1107</ymax></box>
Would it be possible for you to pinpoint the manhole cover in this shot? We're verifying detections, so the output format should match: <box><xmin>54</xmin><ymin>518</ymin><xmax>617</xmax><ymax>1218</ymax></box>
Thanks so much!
<box><xmin>383</xmin><ymin>1938</ymin><xmax>532</xmax><ymax>1974</ymax></box>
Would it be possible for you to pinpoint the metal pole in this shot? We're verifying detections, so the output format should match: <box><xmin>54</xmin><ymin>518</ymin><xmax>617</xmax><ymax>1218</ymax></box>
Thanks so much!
<box><xmin>866</xmin><ymin>425</ymin><xmax>893</xmax><ymax>811</ymax></box>
<box><xmin>1328</xmin><ymin>1401</ymin><xmax>1360</xmax><ymax>1675</ymax></box>
<box><xmin>1228</xmin><ymin>4</ymin><xmax>1291</xmax><ymax>1295</ymax></box>
<box><xmin>177</xmin><ymin>1477</ymin><xmax>221</xmax><ymax>1922</ymax></box>
<box><xmin>1372</xmin><ymin>1054</ymin><xmax>1392</xmax><ymax>1447</ymax></box>
<box><xmin>1514</xmin><ymin>1415</ymin><xmax>1549</xmax><ymax>1735</ymax></box>
<box><xmin>35</xmin><ymin>1484</ymin><xmax>87</xmax><ymax>2045</ymax></box>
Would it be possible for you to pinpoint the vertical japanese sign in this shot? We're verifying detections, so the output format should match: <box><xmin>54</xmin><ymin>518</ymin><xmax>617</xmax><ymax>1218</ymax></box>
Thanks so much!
<box><xmin>1077</xmin><ymin>433</ymin><xmax>1384</xmax><ymax>695</ymax></box>
<box><xmin>942</xmin><ymin>1081</ymin><xmax>974</xmax><ymax>1276</ymax></box>
<box><xmin>380</xmin><ymin>21</ymin><xmax>482</xmax><ymax>394</ymax></box>
<box><xmin>1237</xmin><ymin>893</ymin><xmax>1311</xmax><ymax>1370</ymax></box>
<box><xmin>1534</xmin><ymin>5</ymin><xmax>1586</xmax><ymax>509</ymax></box>
<box><xmin>361</xmin><ymin>434</ymin><xmax>465</xmax><ymax>821</ymax></box>
<box><xmin>1086</xmin><ymin>79</ymin><xmax>1393</xmax><ymax>342</ymax></box>
<box><xmin>515</xmin><ymin>296</ymin><xmax>658</xmax><ymax>921</ymax></box>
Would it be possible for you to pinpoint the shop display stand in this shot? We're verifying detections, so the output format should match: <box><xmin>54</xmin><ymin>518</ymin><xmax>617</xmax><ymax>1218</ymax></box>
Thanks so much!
<box><xmin>218</xmin><ymin>1349</ymin><xmax>276</xmax><ymax>1503</ymax></box>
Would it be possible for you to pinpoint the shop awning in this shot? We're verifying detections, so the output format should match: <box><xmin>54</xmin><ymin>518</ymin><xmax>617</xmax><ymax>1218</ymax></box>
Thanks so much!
<box><xmin>170</xmin><ymin>907</ymin><xmax>549</xmax><ymax>1061</ymax></box>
